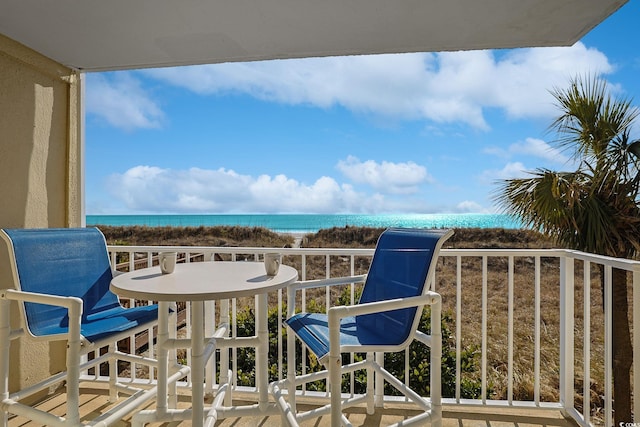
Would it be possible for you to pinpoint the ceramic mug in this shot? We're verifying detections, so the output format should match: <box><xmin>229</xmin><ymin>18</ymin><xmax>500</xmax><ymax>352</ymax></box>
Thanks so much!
<box><xmin>159</xmin><ymin>252</ymin><xmax>177</xmax><ymax>274</ymax></box>
<box><xmin>264</xmin><ymin>253</ymin><xmax>281</xmax><ymax>276</ymax></box>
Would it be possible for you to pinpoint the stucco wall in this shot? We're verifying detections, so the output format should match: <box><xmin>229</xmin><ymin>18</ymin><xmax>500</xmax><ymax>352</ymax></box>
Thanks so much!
<box><xmin>0</xmin><ymin>34</ymin><xmax>82</xmax><ymax>393</ymax></box>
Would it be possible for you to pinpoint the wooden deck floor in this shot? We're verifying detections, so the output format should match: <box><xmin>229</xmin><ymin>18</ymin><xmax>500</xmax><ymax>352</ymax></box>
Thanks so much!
<box><xmin>6</xmin><ymin>384</ymin><xmax>578</xmax><ymax>427</ymax></box>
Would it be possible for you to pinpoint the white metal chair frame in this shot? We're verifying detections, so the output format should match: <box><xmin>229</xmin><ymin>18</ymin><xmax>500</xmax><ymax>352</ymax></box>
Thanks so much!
<box><xmin>271</xmin><ymin>228</ymin><xmax>451</xmax><ymax>427</ymax></box>
<box><xmin>0</xmin><ymin>292</ymin><xmax>166</xmax><ymax>426</ymax></box>
<box><xmin>0</xmin><ymin>228</ymin><xmax>176</xmax><ymax>427</ymax></box>
<box><xmin>272</xmin><ymin>277</ymin><xmax>443</xmax><ymax>427</ymax></box>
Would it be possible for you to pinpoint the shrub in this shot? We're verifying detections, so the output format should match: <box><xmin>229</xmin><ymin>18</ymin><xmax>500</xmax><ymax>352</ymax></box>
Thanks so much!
<box><xmin>232</xmin><ymin>290</ymin><xmax>484</xmax><ymax>399</ymax></box>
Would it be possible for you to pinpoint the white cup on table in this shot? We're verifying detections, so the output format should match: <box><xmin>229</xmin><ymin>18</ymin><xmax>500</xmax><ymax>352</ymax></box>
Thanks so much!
<box><xmin>159</xmin><ymin>252</ymin><xmax>177</xmax><ymax>274</ymax></box>
<box><xmin>264</xmin><ymin>253</ymin><xmax>281</xmax><ymax>276</ymax></box>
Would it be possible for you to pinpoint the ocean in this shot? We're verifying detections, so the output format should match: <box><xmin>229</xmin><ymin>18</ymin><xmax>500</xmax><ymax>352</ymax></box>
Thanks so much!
<box><xmin>86</xmin><ymin>213</ymin><xmax>522</xmax><ymax>233</ymax></box>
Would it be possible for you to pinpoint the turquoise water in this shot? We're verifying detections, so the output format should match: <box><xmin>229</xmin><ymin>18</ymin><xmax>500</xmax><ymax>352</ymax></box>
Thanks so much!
<box><xmin>86</xmin><ymin>213</ymin><xmax>522</xmax><ymax>233</ymax></box>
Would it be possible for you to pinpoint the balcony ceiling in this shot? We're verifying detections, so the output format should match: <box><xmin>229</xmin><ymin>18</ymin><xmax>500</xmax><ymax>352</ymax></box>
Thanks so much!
<box><xmin>0</xmin><ymin>0</ymin><xmax>627</xmax><ymax>72</ymax></box>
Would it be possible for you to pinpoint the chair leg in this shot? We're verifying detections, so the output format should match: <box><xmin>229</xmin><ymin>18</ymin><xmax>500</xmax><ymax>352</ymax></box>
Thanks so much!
<box><xmin>431</xmin><ymin>301</ymin><xmax>442</xmax><ymax>427</ymax></box>
<box><xmin>286</xmin><ymin>323</ymin><xmax>297</xmax><ymax>418</ymax></box>
<box><xmin>328</xmin><ymin>353</ymin><xmax>342</xmax><ymax>427</ymax></box>
<box><xmin>366</xmin><ymin>352</ymin><xmax>374</xmax><ymax>415</ymax></box>
<box><xmin>374</xmin><ymin>352</ymin><xmax>384</xmax><ymax>408</ymax></box>
<box><xmin>108</xmin><ymin>343</ymin><xmax>118</xmax><ymax>402</ymax></box>
<box><xmin>65</xmin><ymin>328</ymin><xmax>82</xmax><ymax>425</ymax></box>
<box><xmin>0</xmin><ymin>299</ymin><xmax>11</xmax><ymax>427</ymax></box>
<box><xmin>328</xmin><ymin>310</ymin><xmax>345</xmax><ymax>427</ymax></box>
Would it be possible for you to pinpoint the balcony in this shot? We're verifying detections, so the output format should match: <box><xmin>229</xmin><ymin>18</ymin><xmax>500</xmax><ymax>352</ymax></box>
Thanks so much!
<box><xmin>7</xmin><ymin>244</ymin><xmax>638</xmax><ymax>426</ymax></box>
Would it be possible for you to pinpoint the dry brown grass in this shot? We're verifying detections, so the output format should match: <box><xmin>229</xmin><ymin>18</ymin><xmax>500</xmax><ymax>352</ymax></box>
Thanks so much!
<box><xmin>100</xmin><ymin>225</ymin><xmax>611</xmax><ymax>417</ymax></box>
<box><xmin>97</xmin><ymin>225</ymin><xmax>294</xmax><ymax>248</ymax></box>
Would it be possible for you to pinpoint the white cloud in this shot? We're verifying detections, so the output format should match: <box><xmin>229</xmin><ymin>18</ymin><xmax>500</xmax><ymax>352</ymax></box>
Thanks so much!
<box><xmin>455</xmin><ymin>200</ymin><xmax>487</xmax><ymax>213</ymax></box>
<box><xmin>509</xmin><ymin>138</ymin><xmax>569</xmax><ymax>163</ymax></box>
<box><xmin>481</xmin><ymin>44</ymin><xmax>612</xmax><ymax>119</ymax></box>
<box><xmin>335</xmin><ymin>156</ymin><xmax>432</xmax><ymax>194</ymax></box>
<box><xmin>485</xmin><ymin>137</ymin><xmax>569</xmax><ymax>164</ymax></box>
<box><xmin>86</xmin><ymin>73</ymin><xmax>164</xmax><ymax>131</ymax></box>
<box><xmin>85</xmin><ymin>43</ymin><xmax>613</xmax><ymax>132</ymax></box>
<box><xmin>479</xmin><ymin>162</ymin><xmax>530</xmax><ymax>183</ymax></box>
<box><xmin>143</xmin><ymin>42</ymin><xmax>612</xmax><ymax>130</ymax></box>
<box><xmin>106</xmin><ymin>165</ymin><xmax>397</xmax><ymax>213</ymax></box>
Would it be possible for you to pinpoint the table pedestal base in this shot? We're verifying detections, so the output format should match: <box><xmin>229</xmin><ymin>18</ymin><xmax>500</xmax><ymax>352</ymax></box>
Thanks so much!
<box><xmin>133</xmin><ymin>293</ymin><xmax>276</xmax><ymax>427</ymax></box>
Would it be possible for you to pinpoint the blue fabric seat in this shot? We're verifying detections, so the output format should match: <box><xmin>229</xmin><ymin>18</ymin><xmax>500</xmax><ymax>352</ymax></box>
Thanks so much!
<box><xmin>272</xmin><ymin>227</ymin><xmax>453</xmax><ymax>427</ymax></box>
<box><xmin>0</xmin><ymin>227</ymin><xmax>161</xmax><ymax>426</ymax></box>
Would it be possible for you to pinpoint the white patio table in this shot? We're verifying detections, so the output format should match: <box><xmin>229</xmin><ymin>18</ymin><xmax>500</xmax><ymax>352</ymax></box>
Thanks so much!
<box><xmin>110</xmin><ymin>260</ymin><xmax>298</xmax><ymax>427</ymax></box>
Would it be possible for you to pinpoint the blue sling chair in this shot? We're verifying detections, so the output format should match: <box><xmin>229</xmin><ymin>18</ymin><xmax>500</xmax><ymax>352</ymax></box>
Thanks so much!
<box><xmin>0</xmin><ymin>228</ymin><xmax>164</xmax><ymax>426</ymax></box>
<box><xmin>271</xmin><ymin>227</ymin><xmax>453</xmax><ymax>427</ymax></box>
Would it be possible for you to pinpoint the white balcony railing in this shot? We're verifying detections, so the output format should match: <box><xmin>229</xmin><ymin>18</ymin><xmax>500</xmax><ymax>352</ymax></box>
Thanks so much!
<box><xmin>102</xmin><ymin>245</ymin><xmax>640</xmax><ymax>427</ymax></box>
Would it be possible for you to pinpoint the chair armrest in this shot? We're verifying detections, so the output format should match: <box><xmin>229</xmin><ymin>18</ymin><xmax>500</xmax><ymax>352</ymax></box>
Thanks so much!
<box><xmin>290</xmin><ymin>274</ymin><xmax>367</xmax><ymax>291</ymax></box>
<box><xmin>1</xmin><ymin>289</ymin><xmax>84</xmax><ymax>340</ymax></box>
<box><xmin>327</xmin><ymin>292</ymin><xmax>442</xmax><ymax>356</ymax></box>
<box><xmin>328</xmin><ymin>291</ymin><xmax>441</xmax><ymax>321</ymax></box>
<box><xmin>1</xmin><ymin>288</ymin><xmax>83</xmax><ymax>311</ymax></box>
<box><xmin>285</xmin><ymin>275</ymin><xmax>367</xmax><ymax>319</ymax></box>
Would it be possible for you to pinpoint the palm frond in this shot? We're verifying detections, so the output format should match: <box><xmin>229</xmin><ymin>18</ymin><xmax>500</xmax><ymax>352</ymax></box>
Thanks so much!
<box><xmin>497</xmin><ymin>74</ymin><xmax>640</xmax><ymax>258</ymax></box>
<box><xmin>548</xmin><ymin>75</ymin><xmax>639</xmax><ymax>171</ymax></box>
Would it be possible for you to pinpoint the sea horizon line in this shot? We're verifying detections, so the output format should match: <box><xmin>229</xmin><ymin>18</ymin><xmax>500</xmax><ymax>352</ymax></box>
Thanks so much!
<box><xmin>86</xmin><ymin>213</ymin><xmax>522</xmax><ymax>233</ymax></box>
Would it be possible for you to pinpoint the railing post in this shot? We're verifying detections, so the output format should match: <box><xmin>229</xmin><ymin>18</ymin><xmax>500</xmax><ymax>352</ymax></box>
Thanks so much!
<box><xmin>481</xmin><ymin>256</ymin><xmax>488</xmax><ymax>403</ymax></box>
<box><xmin>559</xmin><ymin>254</ymin><xmax>575</xmax><ymax>415</ymax></box>
<box><xmin>634</xmin><ymin>266</ymin><xmax>640</xmax><ymax>423</ymax></box>
<box><xmin>582</xmin><ymin>261</ymin><xmax>591</xmax><ymax>425</ymax></box>
<box><xmin>604</xmin><ymin>265</ymin><xmax>613</xmax><ymax>427</ymax></box>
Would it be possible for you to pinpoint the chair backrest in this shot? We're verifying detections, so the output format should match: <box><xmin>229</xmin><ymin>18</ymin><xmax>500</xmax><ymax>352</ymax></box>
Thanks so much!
<box><xmin>356</xmin><ymin>227</ymin><xmax>453</xmax><ymax>344</ymax></box>
<box><xmin>1</xmin><ymin>227</ymin><xmax>119</xmax><ymax>338</ymax></box>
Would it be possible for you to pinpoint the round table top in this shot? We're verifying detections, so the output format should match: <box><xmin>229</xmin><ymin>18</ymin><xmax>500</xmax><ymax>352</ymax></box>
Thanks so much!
<box><xmin>110</xmin><ymin>261</ymin><xmax>298</xmax><ymax>302</ymax></box>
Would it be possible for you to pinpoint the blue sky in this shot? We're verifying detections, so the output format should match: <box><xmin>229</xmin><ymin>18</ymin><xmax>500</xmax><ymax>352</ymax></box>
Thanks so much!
<box><xmin>85</xmin><ymin>1</ymin><xmax>640</xmax><ymax>215</ymax></box>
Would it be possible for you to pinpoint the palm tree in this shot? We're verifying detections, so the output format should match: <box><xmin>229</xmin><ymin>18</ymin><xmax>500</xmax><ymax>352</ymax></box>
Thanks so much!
<box><xmin>495</xmin><ymin>75</ymin><xmax>640</xmax><ymax>423</ymax></box>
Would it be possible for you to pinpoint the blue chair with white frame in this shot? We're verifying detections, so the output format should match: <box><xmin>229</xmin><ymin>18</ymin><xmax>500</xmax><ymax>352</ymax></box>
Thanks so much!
<box><xmin>271</xmin><ymin>227</ymin><xmax>453</xmax><ymax>427</ymax></box>
<box><xmin>0</xmin><ymin>227</ymin><xmax>165</xmax><ymax>426</ymax></box>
